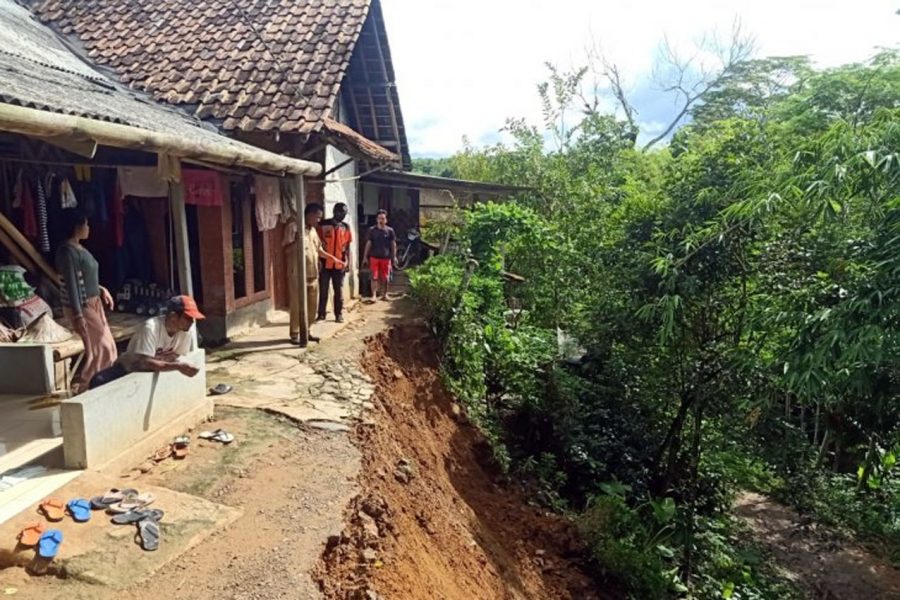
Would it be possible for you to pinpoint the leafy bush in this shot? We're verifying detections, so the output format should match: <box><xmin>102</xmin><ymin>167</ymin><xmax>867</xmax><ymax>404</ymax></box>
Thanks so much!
<box><xmin>579</xmin><ymin>493</ymin><xmax>673</xmax><ymax>598</ymax></box>
<box><xmin>408</xmin><ymin>253</ymin><xmax>464</xmax><ymax>334</ymax></box>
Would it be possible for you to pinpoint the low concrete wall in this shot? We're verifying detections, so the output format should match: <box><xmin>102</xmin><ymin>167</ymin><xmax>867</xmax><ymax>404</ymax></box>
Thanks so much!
<box><xmin>0</xmin><ymin>344</ymin><xmax>54</xmax><ymax>395</ymax></box>
<box><xmin>199</xmin><ymin>298</ymin><xmax>272</xmax><ymax>345</ymax></box>
<box><xmin>60</xmin><ymin>350</ymin><xmax>211</xmax><ymax>470</ymax></box>
<box><xmin>226</xmin><ymin>299</ymin><xmax>272</xmax><ymax>339</ymax></box>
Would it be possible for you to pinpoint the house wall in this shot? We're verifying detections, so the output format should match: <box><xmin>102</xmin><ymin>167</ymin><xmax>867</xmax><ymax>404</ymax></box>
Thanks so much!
<box><xmin>323</xmin><ymin>144</ymin><xmax>359</xmax><ymax>299</ymax></box>
<box><xmin>360</xmin><ymin>183</ymin><xmax>418</xmax><ymax>235</ymax></box>
<box><xmin>419</xmin><ymin>187</ymin><xmax>464</xmax><ymax>226</ymax></box>
<box><xmin>195</xmin><ymin>174</ymin><xmax>274</xmax><ymax>344</ymax></box>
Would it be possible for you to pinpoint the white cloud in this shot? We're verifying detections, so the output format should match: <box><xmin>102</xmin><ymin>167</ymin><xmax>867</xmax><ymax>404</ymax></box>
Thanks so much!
<box><xmin>380</xmin><ymin>0</ymin><xmax>900</xmax><ymax>157</ymax></box>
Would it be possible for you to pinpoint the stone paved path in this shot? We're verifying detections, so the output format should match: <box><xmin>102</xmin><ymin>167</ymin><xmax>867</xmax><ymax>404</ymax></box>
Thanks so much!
<box><xmin>209</xmin><ymin>310</ymin><xmax>377</xmax><ymax>430</ymax></box>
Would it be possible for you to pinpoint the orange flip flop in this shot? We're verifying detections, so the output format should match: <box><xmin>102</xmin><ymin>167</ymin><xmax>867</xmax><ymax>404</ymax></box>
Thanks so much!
<box><xmin>151</xmin><ymin>445</ymin><xmax>172</xmax><ymax>462</ymax></box>
<box><xmin>16</xmin><ymin>521</ymin><xmax>45</xmax><ymax>546</ymax></box>
<box><xmin>37</xmin><ymin>498</ymin><xmax>65</xmax><ymax>522</ymax></box>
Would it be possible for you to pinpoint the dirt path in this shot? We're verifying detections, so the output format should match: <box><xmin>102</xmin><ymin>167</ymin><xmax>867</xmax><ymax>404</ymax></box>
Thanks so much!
<box><xmin>735</xmin><ymin>492</ymin><xmax>900</xmax><ymax>599</ymax></box>
<box><xmin>314</xmin><ymin>322</ymin><xmax>612</xmax><ymax>600</ymax></box>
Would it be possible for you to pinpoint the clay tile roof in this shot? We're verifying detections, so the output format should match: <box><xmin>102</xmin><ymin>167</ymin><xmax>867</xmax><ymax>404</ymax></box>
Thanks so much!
<box><xmin>31</xmin><ymin>0</ymin><xmax>372</xmax><ymax>135</ymax></box>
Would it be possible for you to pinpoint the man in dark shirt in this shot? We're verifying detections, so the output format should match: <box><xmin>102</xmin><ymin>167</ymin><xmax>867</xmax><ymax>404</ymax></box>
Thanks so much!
<box><xmin>362</xmin><ymin>209</ymin><xmax>397</xmax><ymax>301</ymax></box>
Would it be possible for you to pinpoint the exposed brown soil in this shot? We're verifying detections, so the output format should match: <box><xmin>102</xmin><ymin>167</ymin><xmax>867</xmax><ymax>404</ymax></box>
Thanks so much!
<box><xmin>736</xmin><ymin>492</ymin><xmax>900</xmax><ymax>599</ymax></box>
<box><xmin>314</xmin><ymin>322</ymin><xmax>610</xmax><ymax>600</ymax></box>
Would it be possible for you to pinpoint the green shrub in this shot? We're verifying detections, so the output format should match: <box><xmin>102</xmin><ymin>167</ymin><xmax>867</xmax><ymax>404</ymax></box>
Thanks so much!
<box><xmin>408</xmin><ymin>254</ymin><xmax>465</xmax><ymax>332</ymax></box>
<box><xmin>579</xmin><ymin>494</ymin><xmax>673</xmax><ymax>598</ymax></box>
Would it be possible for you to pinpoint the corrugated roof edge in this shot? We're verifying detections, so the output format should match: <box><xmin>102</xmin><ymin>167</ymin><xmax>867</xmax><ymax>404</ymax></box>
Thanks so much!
<box><xmin>363</xmin><ymin>170</ymin><xmax>529</xmax><ymax>194</ymax></box>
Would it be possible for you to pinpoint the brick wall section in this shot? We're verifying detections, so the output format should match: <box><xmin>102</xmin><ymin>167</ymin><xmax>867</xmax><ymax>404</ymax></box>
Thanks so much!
<box><xmin>197</xmin><ymin>203</ymin><xmax>229</xmax><ymax>318</ymax></box>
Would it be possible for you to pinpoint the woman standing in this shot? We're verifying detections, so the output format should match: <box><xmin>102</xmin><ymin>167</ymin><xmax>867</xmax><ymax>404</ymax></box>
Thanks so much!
<box><xmin>56</xmin><ymin>209</ymin><xmax>117</xmax><ymax>393</ymax></box>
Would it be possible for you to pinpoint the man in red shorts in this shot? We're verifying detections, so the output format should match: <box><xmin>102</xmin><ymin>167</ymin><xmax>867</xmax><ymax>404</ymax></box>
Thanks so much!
<box><xmin>362</xmin><ymin>209</ymin><xmax>397</xmax><ymax>301</ymax></box>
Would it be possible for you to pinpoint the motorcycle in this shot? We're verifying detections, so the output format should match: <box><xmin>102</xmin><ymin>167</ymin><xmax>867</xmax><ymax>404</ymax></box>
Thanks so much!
<box><xmin>395</xmin><ymin>229</ymin><xmax>426</xmax><ymax>270</ymax></box>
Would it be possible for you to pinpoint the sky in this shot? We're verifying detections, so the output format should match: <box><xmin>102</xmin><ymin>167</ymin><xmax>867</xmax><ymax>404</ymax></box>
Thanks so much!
<box><xmin>379</xmin><ymin>0</ymin><xmax>900</xmax><ymax>158</ymax></box>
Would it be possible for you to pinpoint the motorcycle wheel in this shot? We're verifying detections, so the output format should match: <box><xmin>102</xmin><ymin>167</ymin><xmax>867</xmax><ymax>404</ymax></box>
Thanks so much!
<box><xmin>395</xmin><ymin>246</ymin><xmax>413</xmax><ymax>271</ymax></box>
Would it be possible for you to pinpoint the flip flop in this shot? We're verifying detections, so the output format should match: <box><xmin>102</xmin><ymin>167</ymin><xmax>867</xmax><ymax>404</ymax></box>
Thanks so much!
<box><xmin>16</xmin><ymin>522</ymin><xmax>45</xmax><ymax>547</ymax></box>
<box><xmin>90</xmin><ymin>488</ymin><xmax>138</xmax><ymax>510</ymax></box>
<box><xmin>136</xmin><ymin>519</ymin><xmax>160</xmax><ymax>551</ymax></box>
<box><xmin>208</xmin><ymin>384</ymin><xmax>232</xmax><ymax>396</ymax></box>
<box><xmin>198</xmin><ymin>429</ymin><xmax>235</xmax><ymax>444</ymax></box>
<box><xmin>107</xmin><ymin>492</ymin><xmax>155</xmax><ymax>514</ymax></box>
<box><xmin>66</xmin><ymin>498</ymin><xmax>91</xmax><ymax>522</ymax></box>
<box><xmin>172</xmin><ymin>436</ymin><xmax>190</xmax><ymax>459</ymax></box>
<box><xmin>111</xmin><ymin>508</ymin><xmax>164</xmax><ymax>525</ymax></box>
<box><xmin>151</xmin><ymin>445</ymin><xmax>172</xmax><ymax>462</ymax></box>
<box><xmin>37</xmin><ymin>498</ymin><xmax>65</xmax><ymax>522</ymax></box>
<box><xmin>37</xmin><ymin>529</ymin><xmax>63</xmax><ymax>558</ymax></box>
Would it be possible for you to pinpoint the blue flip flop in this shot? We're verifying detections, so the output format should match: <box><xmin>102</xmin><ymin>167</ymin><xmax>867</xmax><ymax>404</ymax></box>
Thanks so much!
<box><xmin>37</xmin><ymin>529</ymin><xmax>63</xmax><ymax>558</ymax></box>
<box><xmin>67</xmin><ymin>498</ymin><xmax>91</xmax><ymax>522</ymax></box>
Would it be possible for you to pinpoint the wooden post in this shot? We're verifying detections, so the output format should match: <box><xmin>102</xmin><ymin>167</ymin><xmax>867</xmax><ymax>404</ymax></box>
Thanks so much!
<box><xmin>169</xmin><ymin>178</ymin><xmax>198</xmax><ymax>348</ymax></box>
<box><xmin>292</xmin><ymin>174</ymin><xmax>309</xmax><ymax>347</ymax></box>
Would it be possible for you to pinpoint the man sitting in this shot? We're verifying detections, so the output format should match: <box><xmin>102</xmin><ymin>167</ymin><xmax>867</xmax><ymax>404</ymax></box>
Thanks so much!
<box><xmin>89</xmin><ymin>295</ymin><xmax>203</xmax><ymax>389</ymax></box>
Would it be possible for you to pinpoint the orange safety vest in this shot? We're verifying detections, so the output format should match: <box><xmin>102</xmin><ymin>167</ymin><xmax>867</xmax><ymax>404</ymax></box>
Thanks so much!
<box><xmin>316</xmin><ymin>220</ymin><xmax>353</xmax><ymax>270</ymax></box>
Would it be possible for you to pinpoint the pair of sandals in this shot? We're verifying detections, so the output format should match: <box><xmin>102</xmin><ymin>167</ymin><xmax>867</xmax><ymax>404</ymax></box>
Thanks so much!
<box><xmin>111</xmin><ymin>508</ymin><xmax>163</xmax><ymax>552</ymax></box>
<box><xmin>37</xmin><ymin>498</ymin><xmax>91</xmax><ymax>522</ymax></box>
<box><xmin>150</xmin><ymin>435</ymin><xmax>192</xmax><ymax>462</ymax></box>
<box><xmin>17</xmin><ymin>523</ymin><xmax>62</xmax><ymax>558</ymax></box>
<box><xmin>90</xmin><ymin>488</ymin><xmax>155</xmax><ymax>514</ymax></box>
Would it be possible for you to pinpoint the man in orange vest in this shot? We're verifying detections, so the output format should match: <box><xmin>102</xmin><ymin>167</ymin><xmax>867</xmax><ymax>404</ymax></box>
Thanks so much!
<box><xmin>316</xmin><ymin>202</ymin><xmax>353</xmax><ymax>323</ymax></box>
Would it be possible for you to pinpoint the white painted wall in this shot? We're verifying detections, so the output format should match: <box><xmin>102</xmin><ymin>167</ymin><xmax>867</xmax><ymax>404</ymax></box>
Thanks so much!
<box><xmin>61</xmin><ymin>349</ymin><xmax>209</xmax><ymax>469</ymax></box>
<box><xmin>323</xmin><ymin>144</ymin><xmax>359</xmax><ymax>298</ymax></box>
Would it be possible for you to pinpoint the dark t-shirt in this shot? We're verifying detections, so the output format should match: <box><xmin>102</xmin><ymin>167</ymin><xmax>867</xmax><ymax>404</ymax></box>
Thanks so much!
<box><xmin>367</xmin><ymin>226</ymin><xmax>396</xmax><ymax>259</ymax></box>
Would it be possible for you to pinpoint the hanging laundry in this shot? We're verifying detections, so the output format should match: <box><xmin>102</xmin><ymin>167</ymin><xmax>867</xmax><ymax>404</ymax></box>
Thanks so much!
<box><xmin>112</xmin><ymin>179</ymin><xmax>125</xmax><ymax>247</ymax></box>
<box><xmin>254</xmin><ymin>176</ymin><xmax>281</xmax><ymax>231</ymax></box>
<box><xmin>183</xmin><ymin>170</ymin><xmax>223</xmax><ymax>207</ymax></box>
<box><xmin>279</xmin><ymin>177</ymin><xmax>297</xmax><ymax>221</ymax></box>
<box><xmin>12</xmin><ymin>170</ymin><xmax>23</xmax><ymax>208</ymax></box>
<box><xmin>85</xmin><ymin>178</ymin><xmax>109</xmax><ymax>223</ymax></box>
<box><xmin>36</xmin><ymin>176</ymin><xmax>50</xmax><ymax>253</ymax></box>
<box><xmin>74</xmin><ymin>165</ymin><xmax>91</xmax><ymax>182</ymax></box>
<box><xmin>60</xmin><ymin>178</ymin><xmax>78</xmax><ymax>208</ymax></box>
<box><xmin>13</xmin><ymin>172</ymin><xmax>38</xmax><ymax>238</ymax></box>
<box><xmin>117</xmin><ymin>166</ymin><xmax>168</xmax><ymax>198</ymax></box>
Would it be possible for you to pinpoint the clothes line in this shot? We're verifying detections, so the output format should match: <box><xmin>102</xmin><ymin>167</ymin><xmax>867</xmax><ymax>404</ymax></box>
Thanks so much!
<box><xmin>0</xmin><ymin>156</ymin><xmax>120</xmax><ymax>169</ymax></box>
<box><xmin>0</xmin><ymin>155</ymin><xmax>250</xmax><ymax>176</ymax></box>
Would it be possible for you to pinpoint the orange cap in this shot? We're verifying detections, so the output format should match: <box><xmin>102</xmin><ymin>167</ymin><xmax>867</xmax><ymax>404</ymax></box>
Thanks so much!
<box><xmin>167</xmin><ymin>295</ymin><xmax>205</xmax><ymax>320</ymax></box>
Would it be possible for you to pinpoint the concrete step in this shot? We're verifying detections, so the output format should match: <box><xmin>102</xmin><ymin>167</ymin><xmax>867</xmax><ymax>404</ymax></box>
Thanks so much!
<box><xmin>0</xmin><ymin>436</ymin><xmax>63</xmax><ymax>474</ymax></box>
<box><xmin>0</xmin><ymin>465</ymin><xmax>81</xmax><ymax>525</ymax></box>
